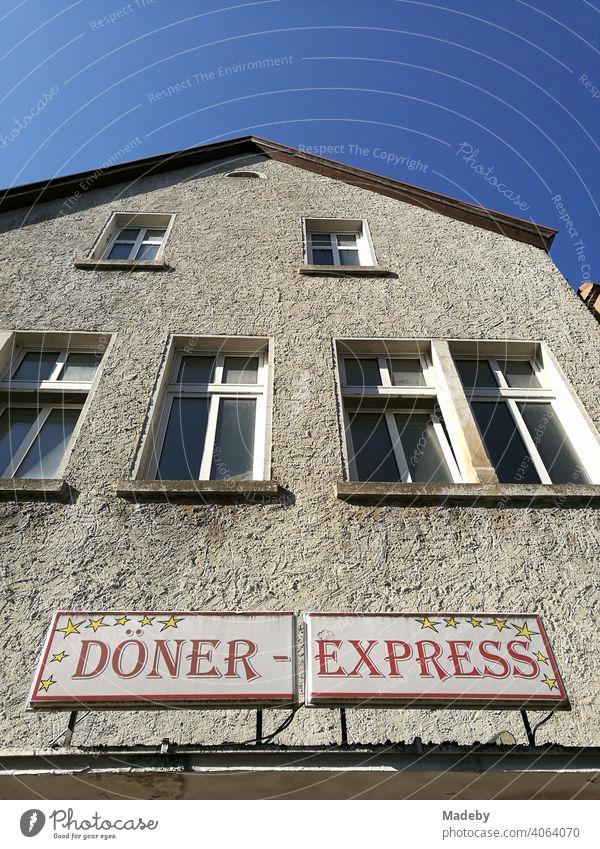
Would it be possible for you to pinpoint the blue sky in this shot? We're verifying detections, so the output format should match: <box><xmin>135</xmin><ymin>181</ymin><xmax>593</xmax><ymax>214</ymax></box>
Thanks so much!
<box><xmin>1</xmin><ymin>0</ymin><xmax>598</xmax><ymax>288</ymax></box>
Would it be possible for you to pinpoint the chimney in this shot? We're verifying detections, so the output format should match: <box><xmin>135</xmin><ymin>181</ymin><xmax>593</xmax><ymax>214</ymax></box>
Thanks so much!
<box><xmin>578</xmin><ymin>281</ymin><xmax>600</xmax><ymax>321</ymax></box>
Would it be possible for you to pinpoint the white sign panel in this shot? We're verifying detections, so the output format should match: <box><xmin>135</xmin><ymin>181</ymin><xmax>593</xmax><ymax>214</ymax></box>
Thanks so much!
<box><xmin>29</xmin><ymin>611</ymin><xmax>296</xmax><ymax>710</ymax></box>
<box><xmin>305</xmin><ymin>613</ymin><xmax>569</xmax><ymax>710</ymax></box>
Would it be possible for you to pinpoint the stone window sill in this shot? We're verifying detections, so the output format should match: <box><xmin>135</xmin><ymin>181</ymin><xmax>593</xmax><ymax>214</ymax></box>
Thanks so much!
<box><xmin>335</xmin><ymin>481</ymin><xmax>600</xmax><ymax>506</ymax></box>
<box><xmin>299</xmin><ymin>265</ymin><xmax>391</xmax><ymax>277</ymax></box>
<box><xmin>114</xmin><ymin>479</ymin><xmax>280</xmax><ymax>502</ymax></box>
<box><xmin>0</xmin><ymin>478</ymin><xmax>67</xmax><ymax>501</ymax></box>
<box><xmin>74</xmin><ymin>259</ymin><xmax>169</xmax><ymax>271</ymax></box>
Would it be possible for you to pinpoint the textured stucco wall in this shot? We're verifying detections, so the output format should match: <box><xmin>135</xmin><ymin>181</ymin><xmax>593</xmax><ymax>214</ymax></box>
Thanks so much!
<box><xmin>0</xmin><ymin>153</ymin><xmax>599</xmax><ymax>750</ymax></box>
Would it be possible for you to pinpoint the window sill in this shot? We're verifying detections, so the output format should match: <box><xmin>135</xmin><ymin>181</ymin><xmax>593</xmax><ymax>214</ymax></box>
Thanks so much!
<box><xmin>335</xmin><ymin>481</ymin><xmax>600</xmax><ymax>506</ymax></box>
<box><xmin>0</xmin><ymin>478</ymin><xmax>67</xmax><ymax>501</ymax></box>
<box><xmin>113</xmin><ymin>479</ymin><xmax>280</xmax><ymax>502</ymax></box>
<box><xmin>299</xmin><ymin>265</ymin><xmax>391</xmax><ymax>277</ymax></box>
<box><xmin>74</xmin><ymin>259</ymin><xmax>169</xmax><ymax>271</ymax></box>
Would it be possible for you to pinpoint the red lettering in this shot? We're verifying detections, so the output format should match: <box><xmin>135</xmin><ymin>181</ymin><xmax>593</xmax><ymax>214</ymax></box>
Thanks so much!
<box><xmin>384</xmin><ymin>640</ymin><xmax>412</xmax><ymax>677</ymax></box>
<box><xmin>415</xmin><ymin>640</ymin><xmax>450</xmax><ymax>680</ymax></box>
<box><xmin>447</xmin><ymin>640</ymin><xmax>481</xmax><ymax>677</ymax></box>
<box><xmin>347</xmin><ymin>639</ymin><xmax>383</xmax><ymax>677</ymax></box>
<box><xmin>187</xmin><ymin>639</ymin><xmax>221</xmax><ymax>677</ymax></box>
<box><xmin>147</xmin><ymin>639</ymin><xmax>185</xmax><ymax>679</ymax></box>
<box><xmin>73</xmin><ymin>640</ymin><xmax>109</xmax><ymax>679</ymax></box>
<box><xmin>479</xmin><ymin>640</ymin><xmax>510</xmax><ymax>678</ymax></box>
<box><xmin>315</xmin><ymin>639</ymin><xmax>346</xmax><ymax>676</ymax></box>
<box><xmin>508</xmin><ymin>640</ymin><xmax>539</xmax><ymax>678</ymax></box>
<box><xmin>112</xmin><ymin>640</ymin><xmax>147</xmax><ymax>678</ymax></box>
<box><xmin>224</xmin><ymin>639</ymin><xmax>260</xmax><ymax>680</ymax></box>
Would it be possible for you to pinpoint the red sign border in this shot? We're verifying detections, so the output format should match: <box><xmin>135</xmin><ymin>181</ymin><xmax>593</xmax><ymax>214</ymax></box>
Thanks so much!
<box><xmin>304</xmin><ymin>611</ymin><xmax>570</xmax><ymax>710</ymax></box>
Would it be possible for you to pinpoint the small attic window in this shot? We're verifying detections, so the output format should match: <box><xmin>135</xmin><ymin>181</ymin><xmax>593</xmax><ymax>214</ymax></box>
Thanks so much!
<box><xmin>226</xmin><ymin>170</ymin><xmax>265</xmax><ymax>180</ymax></box>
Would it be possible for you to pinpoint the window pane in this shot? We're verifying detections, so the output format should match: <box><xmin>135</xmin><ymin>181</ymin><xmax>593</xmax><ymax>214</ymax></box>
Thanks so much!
<box><xmin>390</xmin><ymin>358</ymin><xmax>426</xmax><ymax>386</ymax></box>
<box><xmin>348</xmin><ymin>413</ymin><xmax>400</xmax><ymax>482</ymax></box>
<box><xmin>336</xmin><ymin>234</ymin><xmax>357</xmax><ymax>246</ymax></box>
<box><xmin>144</xmin><ymin>229</ymin><xmax>166</xmax><ymax>241</ymax></box>
<box><xmin>310</xmin><ymin>233</ymin><xmax>332</xmax><ymax>246</ymax></box>
<box><xmin>498</xmin><ymin>360</ymin><xmax>542</xmax><ymax>389</ymax></box>
<box><xmin>156</xmin><ymin>397</ymin><xmax>209</xmax><ymax>480</ymax></box>
<box><xmin>177</xmin><ymin>356</ymin><xmax>215</xmax><ymax>384</ymax></box>
<box><xmin>12</xmin><ymin>352</ymin><xmax>59</xmax><ymax>381</ymax></box>
<box><xmin>344</xmin><ymin>358</ymin><xmax>381</xmax><ymax>386</ymax></box>
<box><xmin>518</xmin><ymin>403</ymin><xmax>590</xmax><ymax>484</ymax></box>
<box><xmin>0</xmin><ymin>407</ymin><xmax>39</xmax><ymax>475</ymax></box>
<box><xmin>211</xmin><ymin>398</ymin><xmax>256</xmax><ymax>481</ymax></box>
<box><xmin>61</xmin><ymin>353</ymin><xmax>99</xmax><ymax>383</ymax></box>
<box><xmin>339</xmin><ymin>250</ymin><xmax>361</xmax><ymax>266</ymax></box>
<box><xmin>471</xmin><ymin>401</ymin><xmax>540</xmax><ymax>484</ymax></box>
<box><xmin>395</xmin><ymin>413</ymin><xmax>454</xmax><ymax>483</ymax></box>
<box><xmin>312</xmin><ymin>249</ymin><xmax>334</xmax><ymax>265</ymax></box>
<box><xmin>223</xmin><ymin>356</ymin><xmax>259</xmax><ymax>384</ymax></box>
<box><xmin>455</xmin><ymin>359</ymin><xmax>498</xmax><ymax>389</ymax></box>
<box><xmin>108</xmin><ymin>243</ymin><xmax>133</xmax><ymax>260</ymax></box>
<box><xmin>135</xmin><ymin>243</ymin><xmax>160</xmax><ymax>260</ymax></box>
<box><xmin>117</xmin><ymin>228</ymin><xmax>140</xmax><ymax>241</ymax></box>
<box><xmin>15</xmin><ymin>408</ymin><xmax>81</xmax><ymax>479</ymax></box>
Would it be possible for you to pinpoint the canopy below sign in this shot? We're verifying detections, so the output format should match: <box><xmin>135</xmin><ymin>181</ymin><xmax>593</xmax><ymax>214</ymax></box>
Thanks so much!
<box><xmin>29</xmin><ymin>611</ymin><xmax>296</xmax><ymax>710</ymax></box>
<box><xmin>305</xmin><ymin>613</ymin><xmax>569</xmax><ymax>710</ymax></box>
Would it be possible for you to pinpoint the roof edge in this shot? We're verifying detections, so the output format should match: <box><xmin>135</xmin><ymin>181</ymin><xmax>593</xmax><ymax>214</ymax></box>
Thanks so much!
<box><xmin>0</xmin><ymin>135</ymin><xmax>557</xmax><ymax>251</ymax></box>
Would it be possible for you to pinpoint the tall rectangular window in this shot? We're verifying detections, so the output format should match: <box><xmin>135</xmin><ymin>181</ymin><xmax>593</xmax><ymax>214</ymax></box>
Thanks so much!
<box><xmin>0</xmin><ymin>345</ymin><xmax>104</xmax><ymax>479</ymax></box>
<box><xmin>147</xmin><ymin>343</ymin><xmax>269</xmax><ymax>482</ymax></box>
<box><xmin>338</xmin><ymin>345</ymin><xmax>462</xmax><ymax>484</ymax></box>
<box><xmin>455</xmin><ymin>355</ymin><xmax>590</xmax><ymax>485</ymax></box>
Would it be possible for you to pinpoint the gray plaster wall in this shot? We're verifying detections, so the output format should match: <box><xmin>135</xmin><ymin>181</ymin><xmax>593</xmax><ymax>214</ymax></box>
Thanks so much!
<box><xmin>0</xmin><ymin>153</ymin><xmax>599</xmax><ymax>750</ymax></box>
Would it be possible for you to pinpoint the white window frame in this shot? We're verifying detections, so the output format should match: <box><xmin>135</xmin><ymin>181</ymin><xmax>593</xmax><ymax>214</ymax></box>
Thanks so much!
<box><xmin>0</xmin><ymin>338</ymin><xmax>108</xmax><ymax>480</ymax></box>
<box><xmin>338</xmin><ymin>349</ymin><xmax>462</xmax><ymax>484</ymax></box>
<box><xmin>87</xmin><ymin>212</ymin><xmax>175</xmax><ymax>262</ymax></box>
<box><xmin>146</xmin><ymin>348</ymin><xmax>269</xmax><ymax>482</ymax></box>
<box><xmin>455</xmin><ymin>354</ymin><xmax>592</xmax><ymax>485</ymax></box>
<box><xmin>304</xmin><ymin>218</ymin><xmax>375</xmax><ymax>267</ymax></box>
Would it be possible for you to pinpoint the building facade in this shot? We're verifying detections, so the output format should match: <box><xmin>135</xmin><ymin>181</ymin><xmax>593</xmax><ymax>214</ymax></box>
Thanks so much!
<box><xmin>0</xmin><ymin>138</ymin><xmax>599</xmax><ymax>799</ymax></box>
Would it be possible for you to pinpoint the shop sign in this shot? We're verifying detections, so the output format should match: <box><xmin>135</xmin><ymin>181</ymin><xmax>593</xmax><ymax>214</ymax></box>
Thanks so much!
<box><xmin>305</xmin><ymin>613</ymin><xmax>569</xmax><ymax>710</ymax></box>
<box><xmin>29</xmin><ymin>611</ymin><xmax>296</xmax><ymax>710</ymax></box>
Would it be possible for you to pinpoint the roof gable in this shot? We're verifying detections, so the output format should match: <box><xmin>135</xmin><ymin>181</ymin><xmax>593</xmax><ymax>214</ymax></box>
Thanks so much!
<box><xmin>0</xmin><ymin>136</ymin><xmax>556</xmax><ymax>251</ymax></box>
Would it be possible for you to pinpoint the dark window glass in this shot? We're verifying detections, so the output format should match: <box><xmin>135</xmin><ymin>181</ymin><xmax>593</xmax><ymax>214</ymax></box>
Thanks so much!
<box><xmin>135</xmin><ymin>243</ymin><xmax>160</xmax><ymax>261</ymax></box>
<box><xmin>471</xmin><ymin>401</ymin><xmax>540</xmax><ymax>484</ymax></box>
<box><xmin>498</xmin><ymin>360</ymin><xmax>542</xmax><ymax>389</ymax></box>
<box><xmin>211</xmin><ymin>398</ymin><xmax>256</xmax><ymax>481</ymax></box>
<box><xmin>0</xmin><ymin>407</ymin><xmax>39</xmax><ymax>474</ymax></box>
<box><xmin>108</xmin><ymin>243</ymin><xmax>133</xmax><ymax>260</ymax></box>
<box><xmin>390</xmin><ymin>358</ymin><xmax>426</xmax><ymax>387</ymax></box>
<box><xmin>348</xmin><ymin>413</ymin><xmax>400</xmax><ymax>481</ymax></box>
<box><xmin>395</xmin><ymin>413</ymin><xmax>453</xmax><ymax>483</ymax></box>
<box><xmin>455</xmin><ymin>359</ymin><xmax>498</xmax><ymax>389</ymax></box>
<box><xmin>223</xmin><ymin>357</ymin><xmax>259</xmax><ymax>384</ymax></box>
<box><xmin>518</xmin><ymin>403</ymin><xmax>589</xmax><ymax>484</ymax></box>
<box><xmin>16</xmin><ymin>408</ymin><xmax>81</xmax><ymax>479</ymax></box>
<box><xmin>344</xmin><ymin>358</ymin><xmax>381</xmax><ymax>387</ymax></box>
<box><xmin>339</xmin><ymin>250</ymin><xmax>360</xmax><ymax>266</ymax></box>
<box><xmin>12</xmin><ymin>352</ymin><xmax>59</xmax><ymax>382</ymax></box>
<box><xmin>312</xmin><ymin>248</ymin><xmax>334</xmax><ymax>264</ymax></box>
<box><xmin>156</xmin><ymin>397</ymin><xmax>209</xmax><ymax>480</ymax></box>
<box><xmin>177</xmin><ymin>356</ymin><xmax>215</xmax><ymax>384</ymax></box>
<box><xmin>62</xmin><ymin>353</ymin><xmax>99</xmax><ymax>382</ymax></box>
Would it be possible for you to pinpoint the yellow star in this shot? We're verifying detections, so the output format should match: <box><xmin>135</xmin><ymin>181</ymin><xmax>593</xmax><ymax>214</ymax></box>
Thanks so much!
<box><xmin>535</xmin><ymin>651</ymin><xmax>549</xmax><ymax>664</ymax></box>
<box><xmin>468</xmin><ymin>617</ymin><xmax>483</xmax><ymax>628</ymax></box>
<box><xmin>51</xmin><ymin>651</ymin><xmax>67</xmax><ymax>663</ymax></box>
<box><xmin>57</xmin><ymin>618</ymin><xmax>84</xmax><ymax>637</ymax></box>
<box><xmin>514</xmin><ymin>622</ymin><xmax>538</xmax><ymax>640</ymax></box>
<box><xmin>139</xmin><ymin>615</ymin><xmax>154</xmax><ymax>627</ymax></box>
<box><xmin>417</xmin><ymin>617</ymin><xmax>439</xmax><ymax>632</ymax></box>
<box><xmin>114</xmin><ymin>615</ymin><xmax>130</xmax><ymax>626</ymax></box>
<box><xmin>159</xmin><ymin>615</ymin><xmax>184</xmax><ymax>632</ymax></box>
<box><xmin>86</xmin><ymin>617</ymin><xmax>108</xmax><ymax>633</ymax></box>
<box><xmin>489</xmin><ymin>618</ymin><xmax>508</xmax><ymax>632</ymax></box>
<box><xmin>444</xmin><ymin>617</ymin><xmax>458</xmax><ymax>628</ymax></box>
<box><xmin>39</xmin><ymin>675</ymin><xmax>56</xmax><ymax>692</ymax></box>
<box><xmin>542</xmin><ymin>675</ymin><xmax>557</xmax><ymax>691</ymax></box>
